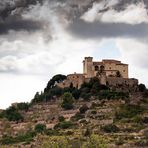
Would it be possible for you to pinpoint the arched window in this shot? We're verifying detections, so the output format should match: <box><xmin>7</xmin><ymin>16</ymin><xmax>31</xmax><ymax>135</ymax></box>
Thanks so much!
<box><xmin>100</xmin><ymin>65</ymin><xmax>105</xmax><ymax>72</ymax></box>
<box><xmin>95</xmin><ymin>66</ymin><xmax>99</xmax><ymax>71</ymax></box>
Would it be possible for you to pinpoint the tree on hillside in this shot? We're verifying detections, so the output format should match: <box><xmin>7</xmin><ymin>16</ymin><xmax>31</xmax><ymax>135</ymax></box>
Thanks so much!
<box><xmin>44</xmin><ymin>74</ymin><xmax>66</xmax><ymax>92</ymax></box>
<box><xmin>0</xmin><ymin>106</ymin><xmax>24</xmax><ymax>122</ymax></box>
<box><xmin>17</xmin><ymin>102</ymin><xmax>30</xmax><ymax>111</ymax></box>
<box><xmin>138</xmin><ymin>84</ymin><xmax>146</xmax><ymax>92</ymax></box>
<box><xmin>35</xmin><ymin>124</ymin><xmax>46</xmax><ymax>133</ymax></box>
<box><xmin>32</xmin><ymin>92</ymin><xmax>43</xmax><ymax>103</ymax></box>
<box><xmin>61</xmin><ymin>92</ymin><xmax>74</xmax><ymax>110</ymax></box>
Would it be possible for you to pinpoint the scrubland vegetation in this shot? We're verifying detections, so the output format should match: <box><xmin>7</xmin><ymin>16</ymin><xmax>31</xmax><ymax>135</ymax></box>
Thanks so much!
<box><xmin>0</xmin><ymin>74</ymin><xmax>148</xmax><ymax>147</ymax></box>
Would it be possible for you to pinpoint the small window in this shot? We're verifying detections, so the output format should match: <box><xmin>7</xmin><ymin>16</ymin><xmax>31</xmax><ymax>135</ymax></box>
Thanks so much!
<box><xmin>123</xmin><ymin>70</ymin><xmax>125</xmax><ymax>72</ymax></box>
<box><xmin>95</xmin><ymin>66</ymin><xmax>99</xmax><ymax>71</ymax></box>
<box><xmin>109</xmin><ymin>67</ymin><xmax>111</xmax><ymax>70</ymax></box>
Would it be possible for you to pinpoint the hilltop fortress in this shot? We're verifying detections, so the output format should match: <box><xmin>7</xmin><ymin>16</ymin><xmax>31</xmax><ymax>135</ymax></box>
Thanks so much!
<box><xmin>57</xmin><ymin>57</ymin><xmax>138</xmax><ymax>90</ymax></box>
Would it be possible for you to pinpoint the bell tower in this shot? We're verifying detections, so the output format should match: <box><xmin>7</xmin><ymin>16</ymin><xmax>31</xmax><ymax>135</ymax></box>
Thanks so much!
<box><xmin>83</xmin><ymin>57</ymin><xmax>94</xmax><ymax>78</ymax></box>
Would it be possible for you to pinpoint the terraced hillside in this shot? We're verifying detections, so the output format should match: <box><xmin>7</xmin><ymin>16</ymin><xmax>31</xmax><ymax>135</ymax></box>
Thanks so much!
<box><xmin>0</xmin><ymin>76</ymin><xmax>148</xmax><ymax>147</ymax></box>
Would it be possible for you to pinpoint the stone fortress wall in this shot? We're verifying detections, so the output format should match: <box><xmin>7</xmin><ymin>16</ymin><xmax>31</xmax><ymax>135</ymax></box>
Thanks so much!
<box><xmin>57</xmin><ymin>57</ymin><xmax>138</xmax><ymax>89</ymax></box>
<box><xmin>57</xmin><ymin>73</ymin><xmax>85</xmax><ymax>89</ymax></box>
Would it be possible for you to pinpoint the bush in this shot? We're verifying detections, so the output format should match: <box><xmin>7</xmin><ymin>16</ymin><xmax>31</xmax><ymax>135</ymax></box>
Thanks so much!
<box><xmin>80</xmin><ymin>93</ymin><xmax>91</xmax><ymax>100</ymax></box>
<box><xmin>143</xmin><ymin>89</ymin><xmax>148</xmax><ymax>98</ymax></box>
<box><xmin>138</xmin><ymin>84</ymin><xmax>146</xmax><ymax>92</ymax></box>
<box><xmin>0</xmin><ymin>131</ymin><xmax>36</xmax><ymax>145</ymax></box>
<box><xmin>80</xmin><ymin>77</ymin><xmax>110</xmax><ymax>97</ymax></box>
<box><xmin>0</xmin><ymin>106</ymin><xmax>24</xmax><ymax>122</ymax></box>
<box><xmin>102</xmin><ymin>124</ymin><xmax>119</xmax><ymax>133</ymax></box>
<box><xmin>54</xmin><ymin>121</ymin><xmax>75</xmax><ymax>129</ymax></box>
<box><xmin>71</xmin><ymin>112</ymin><xmax>85</xmax><ymax>121</ymax></box>
<box><xmin>49</xmin><ymin>87</ymin><xmax>63</xmax><ymax>97</ymax></box>
<box><xmin>115</xmin><ymin>105</ymin><xmax>145</xmax><ymax>120</ymax></box>
<box><xmin>82</xmin><ymin>135</ymin><xmax>108</xmax><ymax>148</ymax></box>
<box><xmin>45</xmin><ymin>129</ymin><xmax>59</xmax><ymax>136</ymax></box>
<box><xmin>58</xmin><ymin>116</ymin><xmax>65</xmax><ymax>122</ymax></box>
<box><xmin>61</xmin><ymin>92</ymin><xmax>74</xmax><ymax>110</ymax></box>
<box><xmin>35</xmin><ymin>124</ymin><xmax>46</xmax><ymax>133</ymax></box>
<box><xmin>91</xmin><ymin>110</ymin><xmax>97</xmax><ymax>115</ymax></box>
<box><xmin>17</xmin><ymin>102</ymin><xmax>30</xmax><ymax>111</ymax></box>
<box><xmin>132</xmin><ymin>116</ymin><xmax>143</xmax><ymax>123</ymax></box>
<box><xmin>72</xmin><ymin>89</ymin><xmax>81</xmax><ymax>99</ymax></box>
<box><xmin>79</xmin><ymin>104</ymin><xmax>89</xmax><ymax>114</ymax></box>
<box><xmin>98</xmin><ymin>90</ymin><xmax>129</xmax><ymax>100</ymax></box>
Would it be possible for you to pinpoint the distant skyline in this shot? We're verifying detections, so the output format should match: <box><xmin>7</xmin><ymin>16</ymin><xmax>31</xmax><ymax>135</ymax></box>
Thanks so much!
<box><xmin>0</xmin><ymin>0</ymin><xmax>148</xmax><ymax>109</ymax></box>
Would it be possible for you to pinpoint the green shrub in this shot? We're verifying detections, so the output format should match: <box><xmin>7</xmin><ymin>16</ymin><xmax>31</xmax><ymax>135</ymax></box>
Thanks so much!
<box><xmin>115</xmin><ymin>105</ymin><xmax>145</xmax><ymax>120</ymax></box>
<box><xmin>80</xmin><ymin>93</ymin><xmax>91</xmax><ymax>100</ymax></box>
<box><xmin>82</xmin><ymin>135</ymin><xmax>108</xmax><ymax>148</ymax></box>
<box><xmin>80</xmin><ymin>77</ymin><xmax>110</xmax><ymax>98</ymax></box>
<box><xmin>79</xmin><ymin>104</ymin><xmax>89</xmax><ymax>114</ymax></box>
<box><xmin>132</xmin><ymin>116</ymin><xmax>143</xmax><ymax>123</ymax></box>
<box><xmin>45</xmin><ymin>129</ymin><xmax>59</xmax><ymax>136</ymax></box>
<box><xmin>35</xmin><ymin>124</ymin><xmax>46</xmax><ymax>133</ymax></box>
<box><xmin>98</xmin><ymin>90</ymin><xmax>129</xmax><ymax>100</ymax></box>
<box><xmin>101</xmin><ymin>124</ymin><xmax>119</xmax><ymax>133</ymax></box>
<box><xmin>0</xmin><ymin>106</ymin><xmax>24</xmax><ymax>122</ymax></box>
<box><xmin>54</xmin><ymin>121</ymin><xmax>75</xmax><ymax>129</ymax></box>
<box><xmin>58</xmin><ymin>116</ymin><xmax>65</xmax><ymax>122</ymax></box>
<box><xmin>61</xmin><ymin>92</ymin><xmax>74</xmax><ymax>110</ymax></box>
<box><xmin>143</xmin><ymin>89</ymin><xmax>148</xmax><ymax>98</ymax></box>
<box><xmin>0</xmin><ymin>131</ymin><xmax>36</xmax><ymax>145</ymax></box>
<box><xmin>138</xmin><ymin>84</ymin><xmax>146</xmax><ymax>92</ymax></box>
<box><xmin>72</xmin><ymin>89</ymin><xmax>81</xmax><ymax>99</ymax></box>
<box><xmin>71</xmin><ymin>112</ymin><xmax>85</xmax><ymax>121</ymax></box>
<box><xmin>49</xmin><ymin>87</ymin><xmax>63</xmax><ymax>97</ymax></box>
<box><xmin>17</xmin><ymin>102</ymin><xmax>30</xmax><ymax>111</ymax></box>
<box><xmin>91</xmin><ymin>110</ymin><xmax>97</xmax><ymax>114</ymax></box>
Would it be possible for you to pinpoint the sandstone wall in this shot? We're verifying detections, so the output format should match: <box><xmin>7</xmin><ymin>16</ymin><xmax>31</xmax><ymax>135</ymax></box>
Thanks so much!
<box><xmin>57</xmin><ymin>73</ymin><xmax>85</xmax><ymax>89</ymax></box>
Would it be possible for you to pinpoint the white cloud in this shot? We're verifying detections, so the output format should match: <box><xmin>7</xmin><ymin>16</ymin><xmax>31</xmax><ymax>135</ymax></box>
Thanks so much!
<box><xmin>81</xmin><ymin>2</ymin><xmax>148</xmax><ymax>24</ymax></box>
<box><xmin>116</xmin><ymin>38</ymin><xmax>148</xmax><ymax>85</ymax></box>
<box><xmin>0</xmin><ymin>5</ymin><xmax>99</xmax><ymax>109</ymax></box>
<box><xmin>81</xmin><ymin>0</ymin><xmax>119</xmax><ymax>22</ymax></box>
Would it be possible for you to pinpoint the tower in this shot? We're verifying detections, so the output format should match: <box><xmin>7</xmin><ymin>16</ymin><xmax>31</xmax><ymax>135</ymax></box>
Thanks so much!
<box><xmin>83</xmin><ymin>57</ymin><xmax>94</xmax><ymax>78</ymax></box>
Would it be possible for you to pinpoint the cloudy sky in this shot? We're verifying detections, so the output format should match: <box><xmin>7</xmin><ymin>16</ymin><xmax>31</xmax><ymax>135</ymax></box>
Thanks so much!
<box><xmin>0</xmin><ymin>0</ymin><xmax>148</xmax><ymax>109</ymax></box>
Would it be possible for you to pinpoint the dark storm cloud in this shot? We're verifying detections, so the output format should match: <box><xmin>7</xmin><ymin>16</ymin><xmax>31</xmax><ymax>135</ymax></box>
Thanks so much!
<box><xmin>67</xmin><ymin>19</ymin><xmax>148</xmax><ymax>39</ymax></box>
<box><xmin>0</xmin><ymin>0</ymin><xmax>44</xmax><ymax>19</ymax></box>
<box><xmin>0</xmin><ymin>0</ymin><xmax>44</xmax><ymax>35</ymax></box>
<box><xmin>0</xmin><ymin>16</ymin><xmax>42</xmax><ymax>34</ymax></box>
<box><xmin>0</xmin><ymin>0</ymin><xmax>148</xmax><ymax>35</ymax></box>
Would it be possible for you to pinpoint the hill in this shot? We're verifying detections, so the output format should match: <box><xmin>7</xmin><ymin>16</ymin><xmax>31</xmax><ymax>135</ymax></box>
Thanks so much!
<box><xmin>0</xmin><ymin>75</ymin><xmax>148</xmax><ymax>147</ymax></box>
